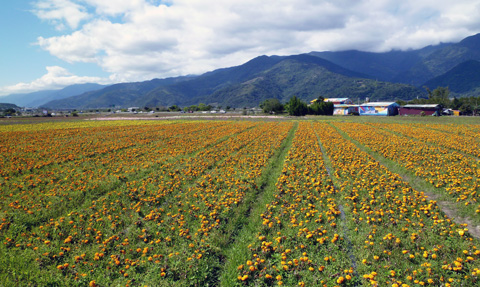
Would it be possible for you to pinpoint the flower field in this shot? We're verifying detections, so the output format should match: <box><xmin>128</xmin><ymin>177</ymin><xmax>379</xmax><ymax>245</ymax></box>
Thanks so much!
<box><xmin>1</xmin><ymin>118</ymin><xmax>480</xmax><ymax>286</ymax></box>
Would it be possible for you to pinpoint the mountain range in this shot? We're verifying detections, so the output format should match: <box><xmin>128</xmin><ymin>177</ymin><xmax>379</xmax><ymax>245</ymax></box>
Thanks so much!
<box><xmin>0</xmin><ymin>83</ymin><xmax>105</xmax><ymax>108</ymax></box>
<box><xmin>3</xmin><ymin>33</ymin><xmax>480</xmax><ymax>109</ymax></box>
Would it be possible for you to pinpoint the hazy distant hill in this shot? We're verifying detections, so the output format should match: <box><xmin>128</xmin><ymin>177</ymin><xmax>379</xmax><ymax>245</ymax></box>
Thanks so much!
<box><xmin>311</xmin><ymin>34</ymin><xmax>480</xmax><ymax>87</ymax></box>
<box><xmin>423</xmin><ymin>60</ymin><xmax>480</xmax><ymax>96</ymax></box>
<box><xmin>309</xmin><ymin>43</ymin><xmax>451</xmax><ymax>83</ymax></box>
<box><xmin>0</xmin><ymin>83</ymin><xmax>105</xmax><ymax>107</ymax></box>
<box><xmin>44</xmin><ymin>54</ymin><xmax>424</xmax><ymax>109</ymax></box>
<box><xmin>0</xmin><ymin>103</ymin><xmax>20</xmax><ymax>110</ymax></box>
<box><xmin>43</xmin><ymin>77</ymin><xmax>195</xmax><ymax>109</ymax></box>
<box><xmin>309</xmin><ymin>50</ymin><xmax>423</xmax><ymax>82</ymax></box>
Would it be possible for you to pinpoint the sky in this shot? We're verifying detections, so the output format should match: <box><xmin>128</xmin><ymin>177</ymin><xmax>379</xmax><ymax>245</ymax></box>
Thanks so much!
<box><xmin>1</xmin><ymin>0</ymin><xmax>480</xmax><ymax>97</ymax></box>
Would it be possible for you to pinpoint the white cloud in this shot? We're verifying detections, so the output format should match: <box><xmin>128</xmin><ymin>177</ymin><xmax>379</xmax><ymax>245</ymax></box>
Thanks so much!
<box><xmin>32</xmin><ymin>0</ymin><xmax>90</xmax><ymax>30</ymax></box>
<box><xmin>82</xmin><ymin>0</ymin><xmax>147</xmax><ymax>16</ymax></box>
<box><xmin>0</xmin><ymin>66</ymin><xmax>111</xmax><ymax>96</ymax></box>
<box><xmin>31</xmin><ymin>0</ymin><xmax>480</xmax><ymax>83</ymax></box>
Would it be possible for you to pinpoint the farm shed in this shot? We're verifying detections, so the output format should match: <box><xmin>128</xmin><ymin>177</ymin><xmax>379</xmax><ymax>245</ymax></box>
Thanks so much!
<box><xmin>333</xmin><ymin>104</ymin><xmax>359</xmax><ymax>115</ymax></box>
<box><xmin>310</xmin><ymin>98</ymin><xmax>353</xmax><ymax>105</ymax></box>
<box><xmin>358</xmin><ymin>102</ymin><xmax>399</xmax><ymax>116</ymax></box>
<box><xmin>398</xmin><ymin>104</ymin><xmax>441</xmax><ymax>116</ymax></box>
<box><xmin>325</xmin><ymin>98</ymin><xmax>353</xmax><ymax>105</ymax></box>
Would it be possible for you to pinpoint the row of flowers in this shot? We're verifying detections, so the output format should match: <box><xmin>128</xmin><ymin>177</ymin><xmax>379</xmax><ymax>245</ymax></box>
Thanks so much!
<box><xmin>237</xmin><ymin>122</ymin><xmax>355</xmax><ymax>286</ymax></box>
<box><xmin>1</xmin><ymin>121</ymin><xmax>248</xmax><ymax>231</ymax></box>
<box><xmin>369</xmin><ymin>122</ymin><xmax>480</xmax><ymax>158</ymax></box>
<box><xmin>316</xmin><ymin>122</ymin><xmax>480</xmax><ymax>286</ymax></box>
<box><xmin>333</xmin><ymin>122</ymin><xmax>480</xmax><ymax>219</ymax></box>
<box><xmin>1</xmin><ymin>120</ymin><xmax>293</xmax><ymax>286</ymax></box>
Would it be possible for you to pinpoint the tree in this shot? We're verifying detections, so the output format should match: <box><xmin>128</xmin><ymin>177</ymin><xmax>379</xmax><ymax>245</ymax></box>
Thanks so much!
<box><xmin>260</xmin><ymin>98</ymin><xmax>284</xmax><ymax>114</ymax></box>
<box><xmin>286</xmin><ymin>96</ymin><xmax>308</xmax><ymax>116</ymax></box>
<box><xmin>187</xmin><ymin>105</ymin><xmax>198</xmax><ymax>112</ymax></box>
<box><xmin>451</xmin><ymin>97</ymin><xmax>461</xmax><ymax>110</ymax></box>
<box><xmin>3</xmin><ymin>108</ymin><xmax>16</xmax><ymax>116</ymax></box>
<box><xmin>308</xmin><ymin>96</ymin><xmax>334</xmax><ymax>115</ymax></box>
<box><xmin>430</xmin><ymin>86</ymin><xmax>450</xmax><ymax>107</ymax></box>
<box><xmin>168</xmin><ymin>105</ymin><xmax>181</xmax><ymax>112</ymax></box>
<box><xmin>459</xmin><ymin>103</ymin><xmax>472</xmax><ymax>115</ymax></box>
<box><xmin>431</xmin><ymin>86</ymin><xmax>450</xmax><ymax>99</ymax></box>
<box><xmin>197</xmin><ymin>103</ymin><xmax>212</xmax><ymax>111</ymax></box>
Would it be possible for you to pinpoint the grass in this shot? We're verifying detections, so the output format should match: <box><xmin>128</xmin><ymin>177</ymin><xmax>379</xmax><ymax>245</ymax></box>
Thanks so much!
<box><xmin>219</xmin><ymin>122</ymin><xmax>298</xmax><ymax>286</ymax></box>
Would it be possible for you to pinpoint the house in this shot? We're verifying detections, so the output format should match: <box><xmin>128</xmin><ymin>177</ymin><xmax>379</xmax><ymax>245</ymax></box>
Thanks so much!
<box><xmin>310</xmin><ymin>98</ymin><xmax>353</xmax><ymax>105</ymax></box>
<box><xmin>127</xmin><ymin>107</ymin><xmax>140</xmax><ymax>112</ymax></box>
<box><xmin>333</xmin><ymin>104</ymin><xmax>359</xmax><ymax>115</ymax></box>
<box><xmin>398</xmin><ymin>104</ymin><xmax>442</xmax><ymax>116</ymax></box>
<box><xmin>358</xmin><ymin>102</ymin><xmax>399</xmax><ymax>116</ymax></box>
<box><xmin>326</xmin><ymin>98</ymin><xmax>353</xmax><ymax>105</ymax></box>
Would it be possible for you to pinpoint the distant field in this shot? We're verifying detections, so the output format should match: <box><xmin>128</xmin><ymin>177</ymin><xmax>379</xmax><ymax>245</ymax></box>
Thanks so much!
<box><xmin>1</xmin><ymin>117</ymin><xmax>480</xmax><ymax>286</ymax></box>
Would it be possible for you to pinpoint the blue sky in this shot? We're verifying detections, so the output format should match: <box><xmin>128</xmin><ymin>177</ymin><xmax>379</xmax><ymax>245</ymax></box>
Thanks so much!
<box><xmin>1</xmin><ymin>0</ymin><xmax>480</xmax><ymax>97</ymax></box>
<box><xmin>0</xmin><ymin>1</ymin><xmax>109</xmax><ymax>96</ymax></box>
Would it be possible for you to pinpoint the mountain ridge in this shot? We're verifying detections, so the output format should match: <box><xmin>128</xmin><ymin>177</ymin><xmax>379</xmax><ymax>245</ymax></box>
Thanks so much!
<box><xmin>5</xmin><ymin>33</ymin><xmax>480</xmax><ymax>109</ymax></box>
<box><xmin>45</xmin><ymin>53</ymin><xmax>425</xmax><ymax>109</ymax></box>
<box><xmin>0</xmin><ymin>83</ymin><xmax>106</xmax><ymax>107</ymax></box>
<box><xmin>423</xmin><ymin>60</ymin><xmax>480</xmax><ymax>95</ymax></box>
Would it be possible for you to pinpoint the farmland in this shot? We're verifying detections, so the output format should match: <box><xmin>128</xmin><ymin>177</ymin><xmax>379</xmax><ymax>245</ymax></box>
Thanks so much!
<box><xmin>1</xmin><ymin>117</ymin><xmax>480</xmax><ymax>286</ymax></box>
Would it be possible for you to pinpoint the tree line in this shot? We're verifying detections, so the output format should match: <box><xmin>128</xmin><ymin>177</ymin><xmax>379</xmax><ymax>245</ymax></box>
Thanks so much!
<box><xmin>260</xmin><ymin>96</ymin><xmax>334</xmax><ymax>116</ymax></box>
<box><xmin>398</xmin><ymin>87</ymin><xmax>480</xmax><ymax>115</ymax></box>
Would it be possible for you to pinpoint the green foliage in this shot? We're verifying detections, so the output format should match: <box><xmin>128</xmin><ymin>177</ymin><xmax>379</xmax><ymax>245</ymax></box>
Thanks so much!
<box><xmin>197</xmin><ymin>103</ymin><xmax>212</xmax><ymax>111</ymax></box>
<box><xmin>285</xmin><ymin>96</ymin><xmax>308</xmax><ymax>116</ymax></box>
<box><xmin>308</xmin><ymin>97</ymin><xmax>334</xmax><ymax>115</ymax></box>
<box><xmin>285</xmin><ymin>96</ymin><xmax>335</xmax><ymax>116</ymax></box>
<box><xmin>429</xmin><ymin>86</ymin><xmax>450</xmax><ymax>100</ymax></box>
<box><xmin>459</xmin><ymin>103</ymin><xmax>473</xmax><ymax>115</ymax></box>
<box><xmin>3</xmin><ymin>108</ymin><xmax>17</xmax><ymax>116</ymax></box>
<box><xmin>181</xmin><ymin>105</ymin><xmax>197</xmax><ymax>112</ymax></box>
<box><xmin>259</xmin><ymin>98</ymin><xmax>284</xmax><ymax>114</ymax></box>
<box><xmin>409</xmin><ymin>86</ymin><xmax>480</xmax><ymax>114</ymax></box>
<box><xmin>451</xmin><ymin>97</ymin><xmax>461</xmax><ymax>109</ymax></box>
<box><xmin>168</xmin><ymin>105</ymin><xmax>181</xmax><ymax>111</ymax></box>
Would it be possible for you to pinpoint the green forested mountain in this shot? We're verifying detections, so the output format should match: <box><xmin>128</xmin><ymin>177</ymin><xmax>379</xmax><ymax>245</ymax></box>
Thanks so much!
<box><xmin>423</xmin><ymin>60</ymin><xmax>480</xmax><ymax>96</ymax></box>
<box><xmin>44</xmin><ymin>54</ymin><xmax>424</xmax><ymax>109</ymax></box>
<box><xmin>311</xmin><ymin>33</ymin><xmax>480</xmax><ymax>87</ymax></box>
<box><xmin>39</xmin><ymin>33</ymin><xmax>480</xmax><ymax>109</ymax></box>
<box><xmin>392</xmin><ymin>33</ymin><xmax>480</xmax><ymax>85</ymax></box>
<box><xmin>194</xmin><ymin>55</ymin><xmax>423</xmax><ymax>107</ymax></box>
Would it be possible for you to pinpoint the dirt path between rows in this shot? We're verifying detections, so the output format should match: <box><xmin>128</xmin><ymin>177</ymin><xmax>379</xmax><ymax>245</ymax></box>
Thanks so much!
<box><xmin>330</xmin><ymin>123</ymin><xmax>480</xmax><ymax>241</ymax></box>
<box><xmin>421</xmin><ymin>190</ymin><xmax>480</xmax><ymax>240</ymax></box>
